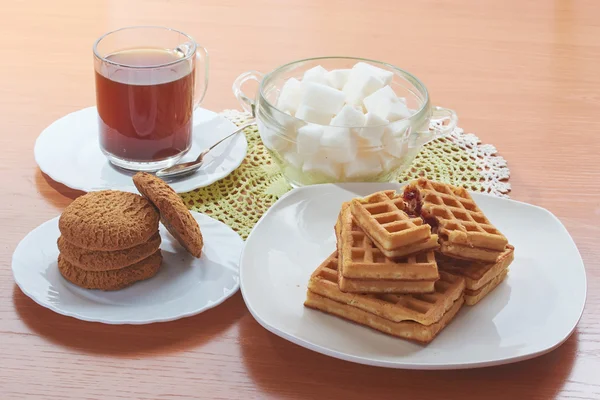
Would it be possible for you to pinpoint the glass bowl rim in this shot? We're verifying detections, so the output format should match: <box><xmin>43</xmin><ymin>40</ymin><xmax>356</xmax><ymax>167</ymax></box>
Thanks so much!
<box><xmin>258</xmin><ymin>56</ymin><xmax>430</xmax><ymax>129</ymax></box>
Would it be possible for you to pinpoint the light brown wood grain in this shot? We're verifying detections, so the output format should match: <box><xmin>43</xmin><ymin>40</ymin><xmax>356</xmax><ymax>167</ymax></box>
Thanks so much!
<box><xmin>1</xmin><ymin>0</ymin><xmax>599</xmax><ymax>399</ymax></box>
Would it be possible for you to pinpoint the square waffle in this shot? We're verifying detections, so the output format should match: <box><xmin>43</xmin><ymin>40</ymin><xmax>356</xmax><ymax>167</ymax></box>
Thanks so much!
<box><xmin>464</xmin><ymin>268</ymin><xmax>509</xmax><ymax>305</ymax></box>
<box><xmin>436</xmin><ymin>245</ymin><xmax>514</xmax><ymax>292</ymax></box>
<box><xmin>350</xmin><ymin>190</ymin><xmax>438</xmax><ymax>255</ymax></box>
<box><xmin>305</xmin><ymin>252</ymin><xmax>465</xmax><ymax>343</ymax></box>
<box><xmin>305</xmin><ymin>290</ymin><xmax>464</xmax><ymax>344</ymax></box>
<box><xmin>336</xmin><ymin>203</ymin><xmax>439</xmax><ymax>281</ymax></box>
<box><xmin>308</xmin><ymin>252</ymin><xmax>464</xmax><ymax>325</ymax></box>
<box><xmin>337</xmin><ymin>265</ymin><xmax>437</xmax><ymax>294</ymax></box>
<box><xmin>404</xmin><ymin>178</ymin><xmax>508</xmax><ymax>262</ymax></box>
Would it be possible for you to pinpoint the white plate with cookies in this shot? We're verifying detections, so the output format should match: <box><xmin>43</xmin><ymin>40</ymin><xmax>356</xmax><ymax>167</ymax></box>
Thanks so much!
<box><xmin>239</xmin><ymin>182</ymin><xmax>587</xmax><ymax>369</ymax></box>
<box><xmin>12</xmin><ymin>175</ymin><xmax>243</xmax><ymax>324</ymax></box>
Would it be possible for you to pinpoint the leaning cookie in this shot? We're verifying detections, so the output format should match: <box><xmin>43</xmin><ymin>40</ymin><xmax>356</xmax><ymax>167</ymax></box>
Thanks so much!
<box><xmin>133</xmin><ymin>172</ymin><xmax>203</xmax><ymax>258</ymax></box>
<box><xmin>59</xmin><ymin>190</ymin><xmax>160</xmax><ymax>251</ymax></box>
<box><xmin>58</xmin><ymin>250</ymin><xmax>163</xmax><ymax>291</ymax></box>
<box><xmin>57</xmin><ymin>233</ymin><xmax>161</xmax><ymax>271</ymax></box>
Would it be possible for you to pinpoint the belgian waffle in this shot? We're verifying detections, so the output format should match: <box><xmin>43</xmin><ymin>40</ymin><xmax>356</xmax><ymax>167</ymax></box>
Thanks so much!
<box><xmin>436</xmin><ymin>245</ymin><xmax>514</xmax><ymax>292</ymax></box>
<box><xmin>336</xmin><ymin>203</ymin><xmax>439</xmax><ymax>281</ymax></box>
<box><xmin>350</xmin><ymin>190</ymin><xmax>437</xmax><ymax>254</ymax></box>
<box><xmin>381</xmin><ymin>236</ymin><xmax>440</xmax><ymax>259</ymax></box>
<box><xmin>305</xmin><ymin>290</ymin><xmax>464</xmax><ymax>344</ymax></box>
<box><xmin>338</xmin><ymin>265</ymin><xmax>436</xmax><ymax>293</ymax></box>
<box><xmin>464</xmin><ymin>268</ymin><xmax>509</xmax><ymax>305</ymax></box>
<box><xmin>404</xmin><ymin>178</ymin><xmax>508</xmax><ymax>262</ymax></box>
<box><xmin>305</xmin><ymin>252</ymin><xmax>465</xmax><ymax>343</ymax></box>
<box><xmin>308</xmin><ymin>252</ymin><xmax>464</xmax><ymax>325</ymax></box>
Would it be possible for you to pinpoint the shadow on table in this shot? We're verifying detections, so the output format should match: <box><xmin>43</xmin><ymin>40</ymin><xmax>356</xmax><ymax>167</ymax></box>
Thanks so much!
<box><xmin>36</xmin><ymin>169</ymin><xmax>85</xmax><ymax>205</ymax></box>
<box><xmin>14</xmin><ymin>285</ymin><xmax>246</xmax><ymax>356</ymax></box>
<box><xmin>239</xmin><ymin>318</ymin><xmax>577</xmax><ymax>399</ymax></box>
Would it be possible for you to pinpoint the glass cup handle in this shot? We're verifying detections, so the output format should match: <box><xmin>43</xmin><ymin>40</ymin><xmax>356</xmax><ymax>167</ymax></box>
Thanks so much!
<box><xmin>232</xmin><ymin>71</ymin><xmax>264</xmax><ymax>117</ymax></box>
<box><xmin>193</xmin><ymin>46</ymin><xmax>209</xmax><ymax>108</ymax></box>
<box><xmin>414</xmin><ymin>106</ymin><xmax>458</xmax><ymax>147</ymax></box>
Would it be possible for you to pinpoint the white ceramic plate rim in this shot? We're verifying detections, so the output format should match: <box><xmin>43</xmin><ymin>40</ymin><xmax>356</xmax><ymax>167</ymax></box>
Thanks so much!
<box><xmin>13</xmin><ymin>211</ymin><xmax>243</xmax><ymax>325</ymax></box>
<box><xmin>240</xmin><ymin>183</ymin><xmax>587</xmax><ymax>369</ymax></box>
<box><xmin>33</xmin><ymin>106</ymin><xmax>247</xmax><ymax>193</ymax></box>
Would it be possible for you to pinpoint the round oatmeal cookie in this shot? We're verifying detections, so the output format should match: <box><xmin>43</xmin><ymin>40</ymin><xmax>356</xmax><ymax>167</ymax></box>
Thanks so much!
<box><xmin>57</xmin><ymin>250</ymin><xmax>163</xmax><ymax>291</ymax></box>
<box><xmin>133</xmin><ymin>172</ymin><xmax>203</xmax><ymax>258</ymax></box>
<box><xmin>59</xmin><ymin>190</ymin><xmax>159</xmax><ymax>251</ymax></box>
<box><xmin>57</xmin><ymin>233</ymin><xmax>161</xmax><ymax>271</ymax></box>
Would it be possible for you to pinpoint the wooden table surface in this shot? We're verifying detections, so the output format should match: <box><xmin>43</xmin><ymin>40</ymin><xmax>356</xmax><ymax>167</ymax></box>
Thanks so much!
<box><xmin>1</xmin><ymin>0</ymin><xmax>599</xmax><ymax>398</ymax></box>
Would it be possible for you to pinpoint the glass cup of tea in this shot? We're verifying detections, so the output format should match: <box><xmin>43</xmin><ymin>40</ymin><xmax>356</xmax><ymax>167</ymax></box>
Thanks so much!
<box><xmin>93</xmin><ymin>26</ymin><xmax>208</xmax><ymax>171</ymax></box>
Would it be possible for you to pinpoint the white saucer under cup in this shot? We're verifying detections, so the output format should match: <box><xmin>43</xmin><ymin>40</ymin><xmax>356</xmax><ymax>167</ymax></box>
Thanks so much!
<box><xmin>239</xmin><ymin>183</ymin><xmax>587</xmax><ymax>369</ymax></box>
<box><xmin>12</xmin><ymin>211</ymin><xmax>243</xmax><ymax>324</ymax></box>
<box><xmin>34</xmin><ymin>107</ymin><xmax>247</xmax><ymax>193</ymax></box>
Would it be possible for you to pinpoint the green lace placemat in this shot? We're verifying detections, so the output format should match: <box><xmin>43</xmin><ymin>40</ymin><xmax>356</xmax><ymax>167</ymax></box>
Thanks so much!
<box><xmin>181</xmin><ymin>110</ymin><xmax>510</xmax><ymax>239</ymax></box>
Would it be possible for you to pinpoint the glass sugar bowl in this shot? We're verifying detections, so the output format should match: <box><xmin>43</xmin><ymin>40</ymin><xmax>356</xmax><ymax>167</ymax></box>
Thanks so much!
<box><xmin>232</xmin><ymin>57</ymin><xmax>457</xmax><ymax>187</ymax></box>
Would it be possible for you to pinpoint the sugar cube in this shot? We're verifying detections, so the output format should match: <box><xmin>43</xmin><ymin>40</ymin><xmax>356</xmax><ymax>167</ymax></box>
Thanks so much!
<box><xmin>387</xmin><ymin>101</ymin><xmax>412</xmax><ymax>121</ymax></box>
<box><xmin>296</xmin><ymin>124</ymin><xmax>324</xmax><ymax>155</ymax></box>
<box><xmin>258</xmin><ymin>122</ymin><xmax>292</xmax><ymax>153</ymax></box>
<box><xmin>357</xmin><ymin>135</ymin><xmax>381</xmax><ymax>148</ymax></box>
<box><xmin>282</xmin><ymin>149</ymin><xmax>305</xmax><ymax>168</ymax></box>
<box><xmin>320</xmin><ymin>127</ymin><xmax>357</xmax><ymax>163</ymax></box>
<box><xmin>352</xmin><ymin>104</ymin><xmax>366</xmax><ymax>113</ymax></box>
<box><xmin>301</xmin><ymin>82</ymin><xmax>346</xmax><ymax>115</ymax></box>
<box><xmin>295</xmin><ymin>104</ymin><xmax>333</xmax><ymax>125</ymax></box>
<box><xmin>358</xmin><ymin>112</ymin><xmax>388</xmax><ymax>146</ymax></box>
<box><xmin>303</xmin><ymin>65</ymin><xmax>329</xmax><ymax>85</ymax></box>
<box><xmin>271</xmin><ymin>109</ymin><xmax>302</xmax><ymax>136</ymax></box>
<box><xmin>363</xmin><ymin>86</ymin><xmax>397</xmax><ymax>119</ymax></box>
<box><xmin>342</xmin><ymin>68</ymin><xmax>385</xmax><ymax>106</ymax></box>
<box><xmin>303</xmin><ymin>152</ymin><xmax>343</xmax><ymax>179</ymax></box>
<box><xmin>379</xmin><ymin>150</ymin><xmax>402</xmax><ymax>171</ymax></box>
<box><xmin>386</xmin><ymin>119</ymin><xmax>411</xmax><ymax>139</ymax></box>
<box><xmin>382</xmin><ymin>129</ymin><xmax>408</xmax><ymax>158</ymax></box>
<box><xmin>354</xmin><ymin>62</ymin><xmax>394</xmax><ymax>86</ymax></box>
<box><xmin>330</xmin><ymin>104</ymin><xmax>366</xmax><ymax>127</ymax></box>
<box><xmin>326</xmin><ymin>69</ymin><xmax>351</xmax><ymax>90</ymax></box>
<box><xmin>343</xmin><ymin>151</ymin><xmax>382</xmax><ymax>179</ymax></box>
<box><xmin>276</xmin><ymin>78</ymin><xmax>303</xmax><ymax>114</ymax></box>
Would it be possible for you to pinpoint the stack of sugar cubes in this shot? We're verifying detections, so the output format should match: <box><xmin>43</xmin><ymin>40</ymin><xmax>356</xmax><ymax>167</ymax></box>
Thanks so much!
<box><xmin>261</xmin><ymin>62</ymin><xmax>414</xmax><ymax>183</ymax></box>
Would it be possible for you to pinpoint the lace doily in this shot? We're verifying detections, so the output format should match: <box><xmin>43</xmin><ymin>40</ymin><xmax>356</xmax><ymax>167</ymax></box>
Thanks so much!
<box><xmin>181</xmin><ymin>110</ymin><xmax>511</xmax><ymax>239</ymax></box>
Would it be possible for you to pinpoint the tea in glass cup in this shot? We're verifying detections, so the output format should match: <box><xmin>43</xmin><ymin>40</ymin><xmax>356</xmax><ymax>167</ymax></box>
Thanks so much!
<box><xmin>93</xmin><ymin>26</ymin><xmax>208</xmax><ymax>171</ymax></box>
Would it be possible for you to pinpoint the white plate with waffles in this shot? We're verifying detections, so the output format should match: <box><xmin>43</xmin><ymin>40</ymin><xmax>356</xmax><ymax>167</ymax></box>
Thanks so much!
<box><xmin>239</xmin><ymin>182</ymin><xmax>586</xmax><ymax>369</ymax></box>
<box><xmin>34</xmin><ymin>107</ymin><xmax>247</xmax><ymax>193</ymax></box>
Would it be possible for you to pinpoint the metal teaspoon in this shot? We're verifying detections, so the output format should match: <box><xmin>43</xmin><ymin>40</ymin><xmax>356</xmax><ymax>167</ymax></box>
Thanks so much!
<box><xmin>155</xmin><ymin>121</ymin><xmax>255</xmax><ymax>178</ymax></box>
